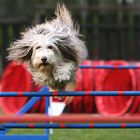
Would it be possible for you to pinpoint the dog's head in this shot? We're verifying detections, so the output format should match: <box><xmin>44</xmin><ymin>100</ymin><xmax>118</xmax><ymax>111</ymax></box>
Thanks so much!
<box><xmin>7</xmin><ymin>4</ymin><xmax>87</xmax><ymax>75</ymax></box>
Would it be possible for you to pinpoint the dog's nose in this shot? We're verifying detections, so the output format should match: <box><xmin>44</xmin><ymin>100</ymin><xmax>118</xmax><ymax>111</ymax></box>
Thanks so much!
<box><xmin>41</xmin><ymin>57</ymin><xmax>47</xmax><ymax>62</ymax></box>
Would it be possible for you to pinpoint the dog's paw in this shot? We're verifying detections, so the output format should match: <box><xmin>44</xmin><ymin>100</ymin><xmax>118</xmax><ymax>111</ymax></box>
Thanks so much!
<box><xmin>54</xmin><ymin>74</ymin><xmax>71</xmax><ymax>82</ymax></box>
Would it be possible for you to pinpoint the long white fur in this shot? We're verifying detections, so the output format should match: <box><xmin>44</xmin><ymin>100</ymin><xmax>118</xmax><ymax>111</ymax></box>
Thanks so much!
<box><xmin>7</xmin><ymin>4</ymin><xmax>88</xmax><ymax>90</ymax></box>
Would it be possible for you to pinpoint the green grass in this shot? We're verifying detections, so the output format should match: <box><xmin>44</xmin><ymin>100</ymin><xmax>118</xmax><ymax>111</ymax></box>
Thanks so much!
<box><xmin>7</xmin><ymin>129</ymin><xmax>140</xmax><ymax>140</ymax></box>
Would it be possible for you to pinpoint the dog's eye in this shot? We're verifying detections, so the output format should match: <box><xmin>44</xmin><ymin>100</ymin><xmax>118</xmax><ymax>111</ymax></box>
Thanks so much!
<box><xmin>36</xmin><ymin>46</ymin><xmax>41</xmax><ymax>50</ymax></box>
<box><xmin>48</xmin><ymin>46</ymin><xmax>53</xmax><ymax>49</ymax></box>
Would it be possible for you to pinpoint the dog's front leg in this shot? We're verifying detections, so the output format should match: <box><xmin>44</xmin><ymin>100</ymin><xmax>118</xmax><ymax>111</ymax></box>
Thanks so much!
<box><xmin>50</xmin><ymin>82</ymin><xmax>75</xmax><ymax>104</ymax></box>
<box><xmin>64</xmin><ymin>81</ymin><xmax>76</xmax><ymax>104</ymax></box>
<box><xmin>49</xmin><ymin>87</ymin><xmax>64</xmax><ymax>101</ymax></box>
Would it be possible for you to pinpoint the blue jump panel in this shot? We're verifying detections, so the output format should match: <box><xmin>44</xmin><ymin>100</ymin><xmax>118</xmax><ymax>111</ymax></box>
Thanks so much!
<box><xmin>0</xmin><ymin>135</ymin><xmax>49</xmax><ymax>140</ymax></box>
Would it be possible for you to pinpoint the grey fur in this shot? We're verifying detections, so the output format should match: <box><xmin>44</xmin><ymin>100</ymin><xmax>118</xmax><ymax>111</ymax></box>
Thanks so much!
<box><xmin>7</xmin><ymin>4</ymin><xmax>88</xmax><ymax>89</ymax></box>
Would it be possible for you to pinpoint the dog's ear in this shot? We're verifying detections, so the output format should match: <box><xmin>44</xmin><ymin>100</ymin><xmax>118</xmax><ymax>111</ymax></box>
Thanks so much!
<box><xmin>55</xmin><ymin>4</ymin><xmax>73</xmax><ymax>29</ymax></box>
<box><xmin>7</xmin><ymin>40</ymin><xmax>33</xmax><ymax>62</ymax></box>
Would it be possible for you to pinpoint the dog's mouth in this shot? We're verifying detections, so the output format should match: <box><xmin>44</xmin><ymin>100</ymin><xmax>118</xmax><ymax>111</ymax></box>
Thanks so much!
<box><xmin>39</xmin><ymin>62</ymin><xmax>50</xmax><ymax>68</ymax></box>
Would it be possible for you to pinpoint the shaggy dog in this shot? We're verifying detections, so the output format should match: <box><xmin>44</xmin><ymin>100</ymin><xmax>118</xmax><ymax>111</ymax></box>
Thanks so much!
<box><xmin>7</xmin><ymin>4</ymin><xmax>88</xmax><ymax>102</ymax></box>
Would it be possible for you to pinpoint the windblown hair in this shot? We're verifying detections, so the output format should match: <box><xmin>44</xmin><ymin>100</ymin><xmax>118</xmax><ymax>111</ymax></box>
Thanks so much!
<box><xmin>7</xmin><ymin>4</ymin><xmax>88</xmax><ymax>89</ymax></box>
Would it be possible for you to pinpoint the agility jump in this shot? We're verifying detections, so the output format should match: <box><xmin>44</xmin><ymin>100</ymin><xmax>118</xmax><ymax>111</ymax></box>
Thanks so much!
<box><xmin>0</xmin><ymin>65</ymin><xmax>140</xmax><ymax>140</ymax></box>
<box><xmin>0</xmin><ymin>88</ymin><xmax>140</xmax><ymax>129</ymax></box>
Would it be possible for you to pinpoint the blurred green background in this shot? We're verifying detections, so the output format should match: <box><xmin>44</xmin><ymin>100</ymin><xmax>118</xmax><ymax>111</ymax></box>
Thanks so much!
<box><xmin>8</xmin><ymin>128</ymin><xmax>140</xmax><ymax>140</ymax></box>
